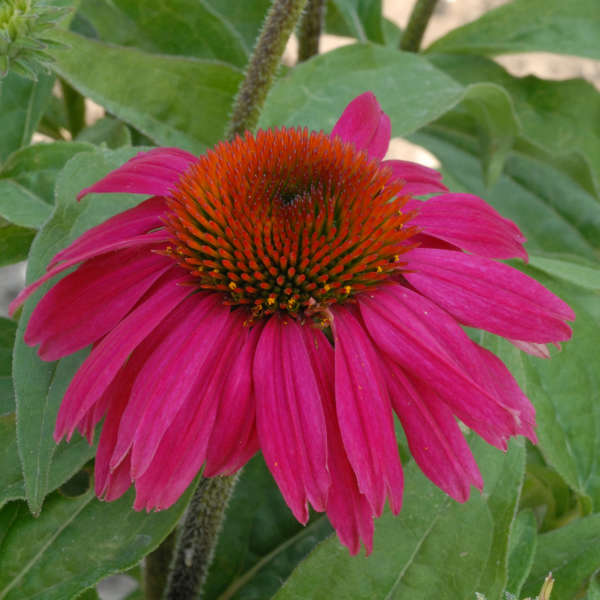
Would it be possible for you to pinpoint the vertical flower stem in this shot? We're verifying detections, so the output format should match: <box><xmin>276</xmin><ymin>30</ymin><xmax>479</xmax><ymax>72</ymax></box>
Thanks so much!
<box><xmin>144</xmin><ymin>531</ymin><xmax>175</xmax><ymax>600</ymax></box>
<box><xmin>297</xmin><ymin>0</ymin><xmax>324</xmax><ymax>62</ymax></box>
<box><xmin>399</xmin><ymin>0</ymin><xmax>440</xmax><ymax>52</ymax></box>
<box><xmin>225</xmin><ymin>0</ymin><xmax>309</xmax><ymax>139</ymax></box>
<box><xmin>163</xmin><ymin>475</ymin><xmax>240</xmax><ymax>600</ymax></box>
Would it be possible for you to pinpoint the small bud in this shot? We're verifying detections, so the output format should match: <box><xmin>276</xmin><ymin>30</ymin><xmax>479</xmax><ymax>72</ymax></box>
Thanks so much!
<box><xmin>0</xmin><ymin>0</ymin><xmax>70</xmax><ymax>80</ymax></box>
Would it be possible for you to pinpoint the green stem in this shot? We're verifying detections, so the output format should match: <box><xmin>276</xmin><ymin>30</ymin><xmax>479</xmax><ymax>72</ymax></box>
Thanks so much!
<box><xmin>225</xmin><ymin>0</ymin><xmax>309</xmax><ymax>139</ymax></box>
<box><xmin>297</xmin><ymin>0</ymin><xmax>324</xmax><ymax>62</ymax></box>
<box><xmin>399</xmin><ymin>0</ymin><xmax>440</xmax><ymax>52</ymax></box>
<box><xmin>144</xmin><ymin>531</ymin><xmax>175</xmax><ymax>600</ymax></box>
<box><xmin>163</xmin><ymin>475</ymin><xmax>240</xmax><ymax>600</ymax></box>
<box><xmin>60</xmin><ymin>78</ymin><xmax>86</xmax><ymax>137</ymax></box>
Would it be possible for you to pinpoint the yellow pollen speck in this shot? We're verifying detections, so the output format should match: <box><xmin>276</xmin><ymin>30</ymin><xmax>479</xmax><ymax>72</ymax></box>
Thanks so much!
<box><xmin>323</xmin><ymin>284</ymin><xmax>331</xmax><ymax>292</ymax></box>
<box><xmin>228</xmin><ymin>281</ymin><xmax>237</xmax><ymax>290</ymax></box>
<box><xmin>344</xmin><ymin>285</ymin><xmax>352</xmax><ymax>294</ymax></box>
<box><xmin>394</xmin><ymin>255</ymin><xmax>400</xmax><ymax>262</ymax></box>
<box><xmin>267</xmin><ymin>296</ymin><xmax>276</xmax><ymax>306</ymax></box>
<box><xmin>377</xmin><ymin>266</ymin><xmax>383</xmax><ymax>273</ymax></box>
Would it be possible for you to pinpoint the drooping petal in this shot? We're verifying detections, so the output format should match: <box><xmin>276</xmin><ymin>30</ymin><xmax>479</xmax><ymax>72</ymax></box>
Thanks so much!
<box><xmin>360</xmin><ymin>284</ymin><xmax>535</xmax><ymax>449</ymax></box>
<box><xmin>404</xmin><ymin>193</ymin><xmax>528</xmax><ymax>260</ymax></box>
<box><xmin>386</xmin><ymin>364</ymin><xmax>483</xmax><ymax>502</ymax></box>
<box><xmin>54</xmin><ymin>270</ymin><xmax>191</xmax><ymax>441</ymax></box>
<box><xmin>331</xmin><ymin>92</ymin><xmax>391</xmax><ymax>160</ymax></box>
<box><xmin>402</xmin><ymin>248</ymin><xmax>574</xmax><ymax>342</ymax></box>
<box><xmin>49</xmin><ymin>197</ymin><xmax>168</xmax><ymax>269</ymax></box>
<box><xmin>302</xmin><ymin>325</ymin><xmax>374</xmax><ymax>555</ymax></box>
<box><xmin>133</xmin><ymin>311</ymin><xmax>251</xmax><ymax>511</ymax></box>
<box><xmin>204</xmin><ymin>322</ymin><xmax>263</xmax><ymax>477</ymax></box>
<box><xmin>26</xmin><ymin>247</ymin><xmax>172</xmax><ymax>361</ymax></box>
<box><xmin>9</xmin><ymin>229</ymin><xmax>170</xmax><ymax>316</ymax></box>
<box><xmin>123</xmin><ymin>295</ymin><xmax>231</xmax><ymax>479</ymax></box>
<box><xmin>509</xmin><ymin>339</ymin><xmax>552</xmax><ymax>358</ymax></box>
<box><xmin>77</xmin><ymin>148</ymin><xmax>198</xmax><ymax>200</ymax></box>
<box><xmin>332</xmin><ymin>306</ymin><xmax>404</xmax><ymax>517</ymax></box>
<box><xmin>383</xmin><ymin>160</ymin><xmax>448</xmax><ymax>196</ymax></box>
<box><xmin>254</xmin><ymin>316</ymin><xmax>330</xmax><ymax>524</ymax></box>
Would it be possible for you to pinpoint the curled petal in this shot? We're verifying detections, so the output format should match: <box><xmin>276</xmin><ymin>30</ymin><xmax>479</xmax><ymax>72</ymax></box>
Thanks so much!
<box><xmin>404</xmin><ymin>193</ymin><xmax>528</xmax><ymax>260</ymax></box>
<box><xmin>402</xmin><ymin>248</ymin><xmax>574</xmax><ymax>342</ymax></box>
<box><xmin>331</xmin><ymin>92</ymin><xmax>391</xmax><ymax>160</ymax></box>
<box><xmin>77</xmin><ymin>148</ymin><xmax>197</xmax><ymax>200</ymax></box>
<box><xmin>384</xmin><ymin>160</ymin><xmax>448</xmax><ymax>196</ymax></box>
<box><xmin>254</xmin><ymin>317</ymin><xmax>331</xmax><ymax>524</ymax></box>
<box><xmin>509</xmin><ymin>339</ymin><xmax>552</xmax><ymax>358</ymax></box>
<box><xmin>332</xmin><ymin>306</ymin><xmax>404</xmax><ymax>517</ymax></box>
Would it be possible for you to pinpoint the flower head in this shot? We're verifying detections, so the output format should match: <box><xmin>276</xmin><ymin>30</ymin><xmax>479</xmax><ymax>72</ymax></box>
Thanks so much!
<box><xmin>11</xmin><ymin>92</ymin><xmax>574</xmax><ymax>554</ymax></box>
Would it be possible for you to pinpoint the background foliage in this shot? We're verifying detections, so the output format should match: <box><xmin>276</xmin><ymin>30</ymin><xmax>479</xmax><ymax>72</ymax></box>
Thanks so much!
<box><xmin>0</xmin><ymin>0</ymin><xmax>599</xmax><ymax>598</ymax></box>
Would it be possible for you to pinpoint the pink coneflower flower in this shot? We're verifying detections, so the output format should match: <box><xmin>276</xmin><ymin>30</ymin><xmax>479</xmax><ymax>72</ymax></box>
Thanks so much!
<box><xmin>11</xmin><ymin>92</ymin><xmax>574</xmax><ymax>554</ymax></box>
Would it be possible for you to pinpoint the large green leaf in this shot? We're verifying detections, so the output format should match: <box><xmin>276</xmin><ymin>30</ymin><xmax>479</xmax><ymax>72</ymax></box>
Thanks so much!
<box><xmin>0</xmin><ymin>318</ymin><xmax>17</xmax><ymax>416</ymax></box>
<box><xmin>259</xmin><ymin>43</ymin><xmax>464</xmax><ymax>136</ymax></box>
<box><xmin>77</xmin><ymin>0</ymin><xmax>248</xmax><ymax>67</ymax></box>
<box><xmin>427</xmin><ymin>0</ymin><xmax>600</xmax><ymax>60</ymax></box>
<box><xmin>0</xmin><ymin>180</ymin><xmax>52</xmax><ymax>229</ymax></box>
<box><xmin>521</xmin><ymin>514</ymin><xmax>600</xmax><ymax>599</ymax></box>
<box><xmin>528</xmin><ymin>255</ymin><xmax>600</xmax><ymax>292</ymax></box>
<box><xmin>0</xmin><ymin>481</ymin><xmax>196</xmax><ymax>600</ymax></box>
<box><xmin>0</xmin><ymin>221</ymin><xmax>36</xmax><ymax>267</ymax></box>
<box><xmin>429</xmin><ymin>54</ymin><xmax>600</xmax><ymax>197</ymax></box>
<box><xmin>0</xmin><ymin>73</ymin><xmax>54</xmax><ymax>163</ymax></box>
<box><xmin>482</xmin><ymin>273</ymin><xmax>600</xmax><ymax>511</ymax></box>
<box><xmin>0</xmin><ymin>142</ymin><xmax>95</xmax><ymax>204</ymax></box>
<box><xmin>204</xmin><ymin>455</ymin><xmax>332</xmax><ymax>600</ymax></box>
<box><xmin>12</xmin><ymin>147</ymin><xmax>144</xmax><ymax>515</ymax></box>
<box><xmin>275</xmin><ymin>439</ymin><xmax>523</xmax><ymax>600</ymax></box>
<box><xmin>505</xmin><ymin>510</ymin><xmax>538</xmax><ymax>598</ymax></box>
<box><xmin>50</xmin><ymin>30</ymin><xmax>243</xmax><ymax>153</ymax></box>
<box><xmin>412</xmin><ymin>128</ymin><xmax>600</xmax><ymax>260</ymax></box>
<box><xmin>325</xmin><ymin>0</ymin><xmax>384</xmax><ymax>43</ymax></box>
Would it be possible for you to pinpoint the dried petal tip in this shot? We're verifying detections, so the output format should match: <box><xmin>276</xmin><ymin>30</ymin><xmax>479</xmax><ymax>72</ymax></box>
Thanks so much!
<box><xmin>0</xmin><ymin>0</ymin><xmax>70</xmax><ymax>79</ymax></box>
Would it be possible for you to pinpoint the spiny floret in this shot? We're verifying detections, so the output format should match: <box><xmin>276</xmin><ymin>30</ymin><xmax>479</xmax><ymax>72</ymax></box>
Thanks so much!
<box><xmin>164</xmin><ymin>127</ymin><xmax>417</xmax><ymax>318</ymax></box>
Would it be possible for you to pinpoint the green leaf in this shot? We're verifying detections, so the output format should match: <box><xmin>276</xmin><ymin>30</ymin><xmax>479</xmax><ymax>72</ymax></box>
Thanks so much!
<box><xmin>204</xmin><ymin>455</ymin><xmax>333</xmax><ymax>600</ymax></box>
<box><xmin>202</xmin><ymin>0</ymin><xmax>271</xmax><ymax>52</ymax></box>
<box><xmin>506</xmin><ymin>510</ymin><xmax>538</xmax><ymax>598</ymax></box>
<box><xmin>0</xmin><ymin>318</ymin><xmax>16</xmax><ymax>415</ymax></box>
<box><xmin>325</xmin><ymin>0</ymin><xmax>384</xmax><ymax>44</ymax></box>
<box><xmin>77</xmin><ymin>0</ymin><xmax>248</xmax><ymax>67</ymax></box>
<box><xmin>276</xmin><ymin>439</ymin><xmax>523</xmax><ymax>600</ymax></box>
<box><xmin>521</xmin><ymin>514</ymin><xmax>600</xmax><ymax>599</ymax></box>
<box><xmin>411</xmin><ymin>128</ymin><xmax>600</xmax><ymax>260</ymax></box>
<box><xmin>0</xmin><ymin>141</ymin><xmax>95</xmax><ymax>204</ymax></box>
<box><xmin>429</xmin><ymin>54</ymin><xmax>600</xmax><ymax>198</ymax></box>
<box><xmin>0</xmin><ymin>72</ymin><xmax>54</xmax><ymax>162</ymax></box>
<box><xmin>482</xmin><ymin>274</ymin><xmax>600</xmax><ymax>511</ymax></box>
<box><xmin>587</xmin><ymin>576</ymin><xmax>600</xmax><ymax>600</ymax></box>
<box><xmin>50</xmin><ymin>30</ymin><xmax>243</xmax><ymax>153</ymax></box>
<box><xmin>0</xmin><ymin>221</ymin><xmax>36</xmax><ymax>267</ymax></box>
<box><xmin>259</xmin><ymin>43</ymin><xmax>464</xmax><ymax>136</ymax></box>
<box><xmin>0</xmin><ymin>481</ymin><xmax>196</xmax><ymax>600</ymax></box>
<box><xmin>12</xmin><ymin>147</ymin><xmax>145</xmax><ymax>514</ymax></box>
<box><xmin>75</xmin><ymin>116</ymin><xmax>132</xmax><ymax>149</ymax></box>
<box><xmin>528</xmin><ymin>255</ymin><xmax>600</xmax><ymax>291</ymax></box>
<box><xmin>427</xmin><ymin>0</ymin><xmax>600</xmax><ymax>59</ymax></box>
<box><xmin>0</xmin><ymin>180</ymin><xmax>52</xmax><ymax>229</ymax></box>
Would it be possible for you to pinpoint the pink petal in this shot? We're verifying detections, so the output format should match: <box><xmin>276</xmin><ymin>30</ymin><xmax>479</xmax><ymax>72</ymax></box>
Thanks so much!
<box><xmin>103</xmin><ymin>454</ymin><xmax>133</xmax><ymax>502</ymax></box>
<box><xmin>509</xmin><ymin>339</ymin><xmax>552</xmax><ymax>358</ymax></box>
<box><xmin>54</xmin><ymin>270</ymin><xmax>191</xmax><ymax>441</ymax></box>
<box><xmin>404</xmin><ymin>194</ymin><xmax>528</xmax><ymax>260</ymax></box>
<box><xmin>331</xmin><ymin>92</ymin><xmax>391</xmax><ymax>160</ymax></box>
<box><xmin>359</xmin><ymin>284</ymin><xmax>535</xmax><ymax>449</ymax></box>
<box><xmin>204</xmin><ymin>322</ymin><xmax>263</xmax><ymax>477</ymax></box>
<box><xmin>254</xmin><ymin>316</ymin><xmax>331</xmax><ymax>524</ymax></box>
<box><xmin>49</xmin><ymin>197</ymin><xmax>168</xmax><ymax>269</ymax></box>
<box><xmin>402</xmin><ymin>248</ymin><xmax>574</xmax><ymax>342</ymax></box>
<box><xmin>383</xmin><ymin>160</ymin><xmax>448</xmax><ymax>196</ymax></box>
<box><xmin>77</xmin><ymin>148</ymin><xmax>198</xmax><ymax>200</ymax></box>
<box><xmin>133</xmin><ymin>311</ymin><xmax>250</xmax><ymax>510</ymax></box>
<box><xmin>332</xmin><ymin>306</ymin><xmax>404</xmax><ymax>517</ymax></box>
<box><xmin>9</xmin><ymin>229</ymin><xmax>170</xmax><ymax>316</ymax></box>
<box><xmin>386</xmin><ymin>364</ymin><xmax>483</xmax><ymax>502</ymax></box>
<box><xmin>124</xmin><ymin>295</ymin><xmax>231</xmax><ymax>479</ymax></box>
<box><xmin>26</xmin><ymin>248</ymin><xmax>172</xmax><ymax>361</ymax></box>
<box><xmin>303</xmin><ymin>325</ymin><xmax>374</xmax><ymax>555</ymax></box>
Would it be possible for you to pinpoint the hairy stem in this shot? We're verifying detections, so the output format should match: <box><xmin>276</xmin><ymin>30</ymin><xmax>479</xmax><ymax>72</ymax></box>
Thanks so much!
<box><xmin>399</xmin><ymin>0</ymin><xmax>440</xmax><ymax>52</ymax></box>
<box><xmin>163</xmin><ymin>475</ymin><xmax>240</xmax><ymax>600</ymax></box>
<box><xmin>226</xmin><ymin>0</ymin><xmax>309</xmax><ymax>139</ymax></box>
<box><xmin>297</xmin><ymin>0</ymin><xmax>324</xmax><ymax>62</ymax></box>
